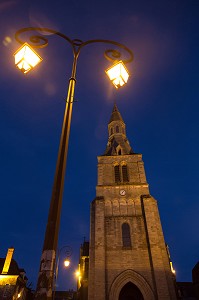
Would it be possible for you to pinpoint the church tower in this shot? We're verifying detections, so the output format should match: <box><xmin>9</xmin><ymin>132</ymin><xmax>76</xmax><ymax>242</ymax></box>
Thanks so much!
<box><xmin>88</xmin><ymin>104</ymin><xmax>177</xmax><ymax>300</ymax></box>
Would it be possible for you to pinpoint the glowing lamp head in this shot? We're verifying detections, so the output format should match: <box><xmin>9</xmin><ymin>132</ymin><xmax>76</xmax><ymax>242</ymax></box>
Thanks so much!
<box><xmin>14</xmin><ymin>43</ymin><xmax>42</xmax><ymax>74</ymax></box>
<box><xmin>105</xmin><ymin>60</ymin><xmax>130</xmax><ymax>89</ymax></box>
<box><xmin>64</xmin><ymin>259</ymin><xmax>70</xmax><ymax>267</ymax></box>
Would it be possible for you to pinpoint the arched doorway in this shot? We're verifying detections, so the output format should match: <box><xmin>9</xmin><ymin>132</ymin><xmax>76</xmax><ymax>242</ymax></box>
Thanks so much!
<box><xmin>119</xmin><ymin>282</ymin><xmax>144</xmax><ymax>300</ymax></box>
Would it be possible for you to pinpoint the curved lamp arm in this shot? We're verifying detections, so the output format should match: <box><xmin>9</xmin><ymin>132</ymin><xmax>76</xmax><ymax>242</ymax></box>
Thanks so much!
<box><xmin>15</xmin><ymin>27</ymin><xmax>134</xmax><ymax>64</ymax></box>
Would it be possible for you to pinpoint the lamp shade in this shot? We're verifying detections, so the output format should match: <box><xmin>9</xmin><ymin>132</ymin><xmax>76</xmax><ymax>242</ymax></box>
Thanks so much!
<box><xmin>105</xmin><ymin>60</ymin><xmax>130</xmax><ymax>88</ymax></box>
<box><xmin>14</xmin><ymin>43</ymin><xmax>42</xmax><ymax>74</ymax></box>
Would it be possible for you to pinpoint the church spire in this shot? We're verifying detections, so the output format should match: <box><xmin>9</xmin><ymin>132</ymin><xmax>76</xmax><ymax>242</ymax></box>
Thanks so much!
<box><xmin>109</xmin><ymin>103</ymin><xmax>124</xmax><ymax>123</ymax></box>
<box><xmin>104</xmin><ymin>104</ymin><xmax>133</xmax><ymax>156</ymax></box>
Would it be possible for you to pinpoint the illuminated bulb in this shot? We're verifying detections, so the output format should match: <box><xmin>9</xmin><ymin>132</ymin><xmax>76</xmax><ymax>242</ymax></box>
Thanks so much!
<box><xmin>75</xmin><ymin>271</ymin><xmax>80</xmax><ymax>277</ymax></box>
<box><xmin>105</xmin><ymin>60</ymin><xmax>130</xmax><ymax>89</ymax></box>
<box><xmin>14</xmin><ymin>43</ymin><xmax>42</xmax><ymax>74</ymax></box>
<box><xmin>64</xmin><ymin>259</ymin><xmax>70</xmax><ymax>267</ymax></box>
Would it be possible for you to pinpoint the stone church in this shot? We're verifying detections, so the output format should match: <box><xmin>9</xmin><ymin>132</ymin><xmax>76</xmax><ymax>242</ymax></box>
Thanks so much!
<box><xmin>87</xmin><ymin>104</ymin><xmax>177</xmax><ymax>300</ymax></box>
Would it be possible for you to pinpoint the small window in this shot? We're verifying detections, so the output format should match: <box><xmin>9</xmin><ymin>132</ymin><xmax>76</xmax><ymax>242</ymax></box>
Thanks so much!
<box><xmin>114</xmin><ymin>165</ymin><xmax>121</xmax><ymax>183</ymax></box>
<box><xmin>118</xmin><ymin>149</ymin><xmax>122</xmax><ymax>155</ymax></box>
<box><xmin>122</xmin><ymin>165</ymin><xmax>129</xmax><ymax>182</ymax></box>
<box><xmin>110</xmin><ymin>127</ymin><xmax>113</xmax><ymax>135</ymax></box>
<box><xmin>116</xmin><ymin>125</ymin><xmax>119</xmax><ymax>133</ymax></box>
<box><xmin>122</xmin><ymin>223</ymin><xmax>131</xmax><ymax>247</ymax></box>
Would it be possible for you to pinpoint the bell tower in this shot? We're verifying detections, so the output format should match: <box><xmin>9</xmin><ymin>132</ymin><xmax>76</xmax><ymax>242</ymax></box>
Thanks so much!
<box><xmin>88</xmin><ymin>104</ymin><xmax>177</xmax><ymax>300</ymax></box>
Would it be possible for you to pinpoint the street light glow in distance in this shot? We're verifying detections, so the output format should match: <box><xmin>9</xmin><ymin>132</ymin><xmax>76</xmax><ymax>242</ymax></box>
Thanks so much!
<box><xmin>64</xmin><ymin>259</ymin><xmax>70</xmax><ymax>267</ymax></box>
<box><xmin>14</xmin><ymin>43</ymin><xmax>42</xmax><ymax>74</ymax></box>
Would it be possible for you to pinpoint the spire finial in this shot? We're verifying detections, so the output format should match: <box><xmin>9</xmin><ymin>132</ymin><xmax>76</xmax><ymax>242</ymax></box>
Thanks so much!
<box><xmin>109</xmin><ymin>103</ymin><xmax>124</xmax><ymax>123</ymax></box>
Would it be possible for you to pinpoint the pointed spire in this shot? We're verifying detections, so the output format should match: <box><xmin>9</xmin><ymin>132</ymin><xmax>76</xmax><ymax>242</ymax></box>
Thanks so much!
<box><xmin>103</xmin><ymin>104</ymin><xmax>133</xmax><ymax>156</ymax></box>
<box><xmin>109</xmin><ymin>103</ymin><xmax>124</xmax><ymax>124</ymax></box>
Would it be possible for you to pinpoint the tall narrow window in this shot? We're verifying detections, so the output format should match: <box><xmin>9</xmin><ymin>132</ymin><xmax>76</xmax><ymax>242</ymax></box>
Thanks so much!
<box><xmin>122</xmin><ymin>164</ymin><xmax>129</xmax><ymax>182</ymax></box>
<box><xmin>110</xmin><ymin>127</ymin><xmax>113</xmax><ymax>135</ymax></box>
<box><xmin>122</xmin><ymin>223</ymin><xmax>131</xmax><ymax>247</ymax></box>
<box><xmin>118</xmin><ymin>149</ymin><xmax>122</xmax><ymax>155</ymax></box>
<box><xmin>114</xmin><ymin>165</ymin><xmax>121</xmax><ymax>183</ymax></box>
<box><xmin>116</xmin><ymin>125</ymin><xmax>119</xmax><ymax>133</ymax></box>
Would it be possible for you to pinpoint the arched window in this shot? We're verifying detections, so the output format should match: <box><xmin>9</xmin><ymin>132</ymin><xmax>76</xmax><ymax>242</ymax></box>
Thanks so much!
<box><xmin>122</xmin><ymin>223</ymin><xmax>131</xmax><ymax>247</ymax></box>
<box><xmin>114</xmin><ymin>165</ymin><xmax>121</xmax><ymax>183</ymax></box>
<box><xmin>122</xmin><ymin>164</ymin><xmax>129</xmax><ymax>182</ymax></box>
<box><xmin>118</xmin><ymin>149</ymin><xmax>122</xmax><ymax>155</ymax></box>
<box><xmin>116</xmin><ymin>125</ymin><xmax>119</xmax><ymax>133</ymax></box>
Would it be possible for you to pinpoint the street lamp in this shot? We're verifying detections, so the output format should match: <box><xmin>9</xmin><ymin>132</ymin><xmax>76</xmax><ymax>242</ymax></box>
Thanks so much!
<box><xmin>105</xmin><ymin>60</ymin><xmax>130</xmax><ymax>88</ymax></box>
<box><xmin>14</xmin><ymin>27</ymin><xmax>134</xmax><ymax>300</ymax></box>
<box><xmin>13</xmin><ymin>42</ymin><xmax>42</xmax><ymax>73</ymax></box>
<box><xmin>52</xmin><ymin>246</ymin><xmax>72</xmax><ymax>300</ymax></box>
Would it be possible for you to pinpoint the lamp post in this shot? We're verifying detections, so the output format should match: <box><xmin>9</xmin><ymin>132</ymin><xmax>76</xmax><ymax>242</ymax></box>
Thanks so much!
<box><xmin>14</xmin><ymin>27</ymin><xmax>134</xmax><ymax>300</ymax></box>
<box><xmin>52</xmin><ymin>246</ymin><xmax>72</xmax><ymax>300</ymax></box>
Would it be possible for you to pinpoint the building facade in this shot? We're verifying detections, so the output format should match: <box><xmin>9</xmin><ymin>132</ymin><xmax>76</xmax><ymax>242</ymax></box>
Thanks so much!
<box><xmin>88</xmin><ymin>104</ymin><xmax>177</xmax><ymax>300</ymax></box>
<box><xmin>0</xmin><ymin>248</ymin><xmax>30</xmax><ymax>300</ymax></box>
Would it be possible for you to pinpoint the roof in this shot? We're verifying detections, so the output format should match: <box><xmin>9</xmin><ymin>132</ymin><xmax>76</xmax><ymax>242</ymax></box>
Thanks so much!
<box><xmin>0</xmin><ymin>258</ymin><xmax>21</xmax><ymax>275</ymax></box>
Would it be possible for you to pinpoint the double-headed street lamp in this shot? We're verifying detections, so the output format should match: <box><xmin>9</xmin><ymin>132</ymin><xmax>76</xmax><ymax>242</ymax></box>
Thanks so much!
<box><xmin>14</xmin><ymin>27</ymin><xmax>134</xmax><ymax>300</ymax></box>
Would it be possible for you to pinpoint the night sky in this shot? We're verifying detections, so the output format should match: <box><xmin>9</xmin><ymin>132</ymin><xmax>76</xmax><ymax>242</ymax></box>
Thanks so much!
<box><xmin>0</xmin><ymin>0</ymin><xmax>199</xmax><ymax>292</ymax></box>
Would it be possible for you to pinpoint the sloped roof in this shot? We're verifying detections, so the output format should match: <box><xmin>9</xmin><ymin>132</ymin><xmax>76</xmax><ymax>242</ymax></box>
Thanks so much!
<box><xmin>0</xmin><ymin>258</ymin><xmax>20</xmax><ymax>275</ymax></box>
<box><xmin>109</xmin><ymin>103</ymin><xmax>124</xmax><ymax>123</ymax></box>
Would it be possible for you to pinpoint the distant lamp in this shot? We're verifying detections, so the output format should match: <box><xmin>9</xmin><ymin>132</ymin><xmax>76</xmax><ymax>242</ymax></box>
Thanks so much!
<box><xmin>64</xmin><ymin>259</ymin><xmax>70</xmax><ymax>267</ymax></box>
<box><xmin>105</xmin><ymin>60</ymin><xmax>129</xmax><ymax>89</ymax></box>
<box><xmin>14</xmin><ymin>43</ymin><xmax>42</xmax><ymax>74</ymax></box>
<box><xmin>75</xmin><ymin>271</ymin><xmax>80</xmax><ymax>277</ymax></box>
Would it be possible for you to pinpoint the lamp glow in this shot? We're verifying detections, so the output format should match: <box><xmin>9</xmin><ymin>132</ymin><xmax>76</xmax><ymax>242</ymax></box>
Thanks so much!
<box><xmin>105</xmin><ymin>60</ymin><xmax>129</xmax><ymax>89</ymax></box>
<box><xmin>170</xmin><ymin>261</ymin><xmax>176</xmax><ymax>274</ymax></box>
<box><xmin>75</xmin><ymin>271</ymin><xmax>80</xmax><ymax>277</ymax></box>
<box><xmin>64</xmin><ymin>259</ymin><xmax>70</xmax><ymax>267</ymax></box>
<box><xmin>14</xmin><ymin>43</ymin><xmax>42</xmax><ymax>74</ymax></box>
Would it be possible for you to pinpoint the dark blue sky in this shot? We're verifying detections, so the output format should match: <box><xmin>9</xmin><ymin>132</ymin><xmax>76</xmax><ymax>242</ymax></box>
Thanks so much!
<box><xmin>0</xmin><ymin>0</ymin><xmax>199</xmax><ymax>291</ymax></box>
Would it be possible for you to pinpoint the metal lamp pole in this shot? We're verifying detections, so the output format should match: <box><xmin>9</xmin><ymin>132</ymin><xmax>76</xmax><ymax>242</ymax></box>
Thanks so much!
<box><xmin>14</xmin><ymin>27</ymin><xmax>134</xmax><ymax>300</ymax></box>
<box><xmin>52</xmin><ymin>246</ymin><xmax>72</xmax><ymax>300</ymax></box>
